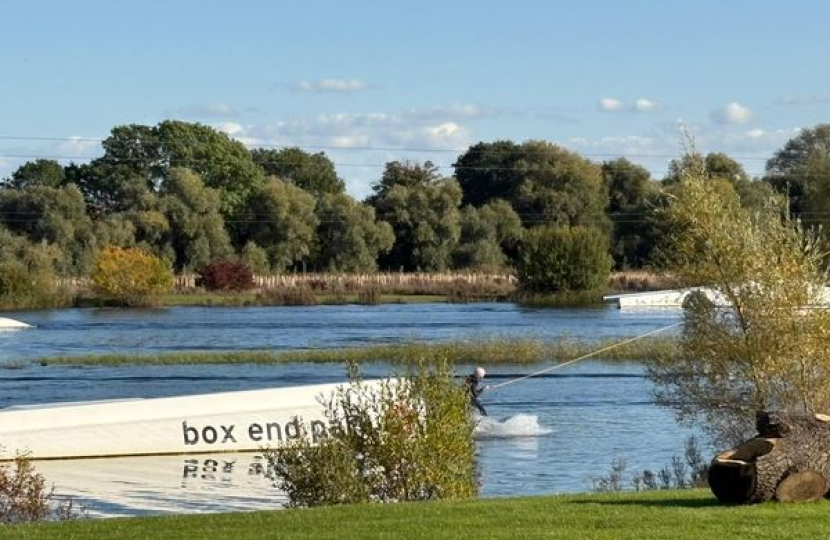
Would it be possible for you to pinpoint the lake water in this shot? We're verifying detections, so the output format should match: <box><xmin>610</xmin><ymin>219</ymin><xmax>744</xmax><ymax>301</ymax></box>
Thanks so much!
<box><xmin>0</xmin><ymin>304</ymin><xmax>691</xmax><ymax>517</ymax></box>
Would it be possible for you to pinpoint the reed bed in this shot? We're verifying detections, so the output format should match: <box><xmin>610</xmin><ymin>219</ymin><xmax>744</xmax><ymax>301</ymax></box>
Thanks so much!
<box><xmin>34</xmin><ymin>336</ymin><xmax>679</xmax><ymax>367</ymax></box>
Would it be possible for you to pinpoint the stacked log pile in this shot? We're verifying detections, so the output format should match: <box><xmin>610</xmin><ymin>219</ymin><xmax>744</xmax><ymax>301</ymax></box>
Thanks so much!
<box><xmin>709</xmin><ymin>411</ymin><xmax>830</xmax><ymax>503</ymax></box>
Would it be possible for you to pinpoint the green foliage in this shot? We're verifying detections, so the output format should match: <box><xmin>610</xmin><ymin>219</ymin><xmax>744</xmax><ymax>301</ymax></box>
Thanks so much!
<box><xmin>453</xmin><ymin>140</ymin><xmax>525</xmax><ymax>207</ymax></box>
<box><xmin>453</xmin><ymin>200</ymin><xmax>523</xmax><ymax>272</ymax></box>
<box><xmin>241</xmin><ymin>178</ymin><xmax>318</xmax><ymax>272</ymax></box>
<box><xmin>267</xmin><ymin>359</ymin><xmax>477</xmax><ymax>507</ymax></box>
<box><xmin>765</xmin><ymin>123</ymin><xmax>830</xmax><ymax>217</ymax></box>
<box><xmin>240</xmin><ymin>241</ymin><xmax>270</xmax><ymax>274</ymax></box>
<box><xmin>313</xmin><ymin>193</ymin><xmax>394</xmax><ymax>272</ymax></box>
<box><xmin>650</xmin><ymin>156</ymin><xmax>830</xmax><ymax>445</ymax></box>
<box><xmin>0</xmin><ymin>184</ymin><xmax>96</xmax><ymax>275</ymax></box>
<box><xmin>8</xmin><ymin>159</ymin><xmax>65</xmax><ymax>190</ymax></box>
<box><xmin>454</xmin><ymin>141</ymin><xmax>610</xmax><ymax>231</ymax></box>
<box><xmin>371</xmin><ymin>162</ymin><xmax>462</xmax><ymax>271</ymax></box>
<box><xmin>92</xmin><ymin>246</ymin><xmax>173</xmax><ymax>306</ymax></box>
<box><xmin>516</xmin><ymin>225</ymin><xmax>612</xmax><ymax>293</ymax></box>
<box><xmin>603</xmin><ymin>158</ymin><xmax>660</xmax><ymax>269</ymax></box>
<box><xmin>161</xmin><ymin>168</ymin><xmax>233</xmax><ymax>271</ymax></box>
<box><xmin>251</xmin><ymin>147</ymin><xmax>345</xmax><ymax>195</ymax></box>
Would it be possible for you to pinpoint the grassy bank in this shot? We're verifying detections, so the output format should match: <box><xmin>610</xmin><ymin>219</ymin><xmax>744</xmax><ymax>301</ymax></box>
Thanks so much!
<box><xmin>7</xmin><ymin>490</ymin><xmax>830</xmax><ymax>540</ymax></box>
<box><xmin>34</xmin><ymin>336</ymin><xmax>678</xmax><ymax>366</ymax></box>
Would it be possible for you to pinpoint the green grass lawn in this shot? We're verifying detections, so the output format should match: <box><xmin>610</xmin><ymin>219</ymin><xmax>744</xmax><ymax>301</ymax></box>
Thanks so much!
<box><xmin>6</xmin><ymin>490</ymin><xmax>829</xmax><ymax>540</ymax></box>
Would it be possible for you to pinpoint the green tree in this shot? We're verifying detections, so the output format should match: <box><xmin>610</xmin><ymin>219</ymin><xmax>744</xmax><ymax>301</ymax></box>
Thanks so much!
<box><xmin>650</xmin><ymin>159</ymin><xmax>830</xmax><ymax>445</ymax></box>
<box><xmin>0</xmin><ymin>184</ymin><xmax>96</xmax><ymax>275</ymax></box>
<box><xmin>453</xmin><ymin>140</ymin><xmax>524</xmax><ymax>207</ymax></box>
<box><xmin>251</xmin><ymin>147</ymin><xmax>345</xmax><ymax>195</ymax></box>
<box><xmin>764</xmin><ymin>124</ymin><xmax>830</xmax><ymax>235</ymax></box>
<box><xmin>516</xmin><ymin>225</ymin><xmax>612</xmax><ymax>293</ymax></box>
<box><xmin>240</xmin><ymin>241</ymin><xmax>270</xmax><ymax>275</ymax></box>
<box><xmin>603</xmin><ymin>158</ymin><xmax>658</xmax><ymax>269</ymax></box>
<box><xmin>313</xmin><ymin>193</ymin><xmax>393</xmax><ymax>272</ymax></box>
<box><xmin>0</xmin><ymin>226</ymin><xmax>61</xmax><ymax>309</ymax></box>
<box><xmin>370</xmin><ymin>162</ymin><xmax>462</xmax><ymax>271</ymax></box>
<box><xmin>453</xmin><ymin>200</ymin><xmax>523</xmax><ymax>271</ymax></box>
<box><xmin>667</xmin><ymin>152</ymin><xmax>779</xmax><ymax>212</ymax></box>
<box><xmin>160</xmin><ymin>168</ymin><xmax>233</xmax><ymax>271</ymax></box>
<box><xmin>454</xmin><ymin>140</ymin><xmax>610</xmax><ymax>231</ymax></box>
<box><xmin>73</xmin><ymin>121</ymin><xmax>264</xmax><ymax>221</ymax></box>
<box><xmin>241</xmin><ymin>178</ymin><xmax>319</xmax><ymax>272</ymax></box>
<box><xmin>7</xmin><ymin>159</ymin><xmax>65</xmax><ymax>189</ymax></box>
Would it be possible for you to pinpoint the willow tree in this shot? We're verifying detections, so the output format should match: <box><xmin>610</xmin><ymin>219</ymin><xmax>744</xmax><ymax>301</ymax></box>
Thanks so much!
<box><xmin>649</xmin><ymin>155</ymin><xmax>830</xmax><ymax>446</ymax></box>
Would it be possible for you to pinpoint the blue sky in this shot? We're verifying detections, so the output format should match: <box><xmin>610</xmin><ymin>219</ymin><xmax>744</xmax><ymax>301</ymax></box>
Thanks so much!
<box><xmin>2</xmin><ymin>0</ymin><xmax>829</xmax><ymax>198</ymax></box>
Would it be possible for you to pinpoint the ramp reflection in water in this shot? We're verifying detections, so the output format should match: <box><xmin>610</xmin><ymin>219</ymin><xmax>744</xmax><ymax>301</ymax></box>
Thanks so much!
<box><xmin>36</xmin><ymin>453</ymin><xmax>283</xmax><ymax>517</ymax></box>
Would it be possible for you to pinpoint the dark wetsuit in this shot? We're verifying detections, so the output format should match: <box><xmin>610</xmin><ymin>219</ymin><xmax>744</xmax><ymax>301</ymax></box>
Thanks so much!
<box><xmin>465</xmin><ymin>375</ymin><xmax>487</xmax><ymax>416</ymax></box>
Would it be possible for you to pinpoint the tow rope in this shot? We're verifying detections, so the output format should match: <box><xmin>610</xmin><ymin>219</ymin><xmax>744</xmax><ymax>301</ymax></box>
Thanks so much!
<box><xmin>486</xmin><ymin>321</ymin><xmax>683</xmax><ymax>391</ymax></box>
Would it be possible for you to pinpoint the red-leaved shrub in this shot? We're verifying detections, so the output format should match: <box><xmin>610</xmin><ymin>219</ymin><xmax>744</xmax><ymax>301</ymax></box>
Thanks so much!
<box><xmin>197</xmin><ymin>260</ymin><xmax>255</xmax><ymax>291</ymax></box>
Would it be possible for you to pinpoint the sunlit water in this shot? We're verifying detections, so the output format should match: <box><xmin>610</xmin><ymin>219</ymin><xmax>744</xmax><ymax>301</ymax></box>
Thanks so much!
<box><xmin>0</xmin><ymin>304</ymin><xmax>690</xmax><ymax>517</ymax></box>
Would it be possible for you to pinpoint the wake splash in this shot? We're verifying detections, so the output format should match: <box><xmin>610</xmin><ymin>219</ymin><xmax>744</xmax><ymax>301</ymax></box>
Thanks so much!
<box><xmin>473</xmin><ymin>413</ymin><xmax>552</xmax><ymax>439</ymax></box>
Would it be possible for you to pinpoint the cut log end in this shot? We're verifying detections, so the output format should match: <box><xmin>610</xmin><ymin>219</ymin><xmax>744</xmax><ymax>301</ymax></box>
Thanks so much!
<box><xmin>775</xmin><ymin>471</ymin><xmax>827</xmax><ymax>503</ymax></box>
<box><xmin>708</xmin><ymin>459</ymin><xmax>756</xmax><ymax>504</ymax></box>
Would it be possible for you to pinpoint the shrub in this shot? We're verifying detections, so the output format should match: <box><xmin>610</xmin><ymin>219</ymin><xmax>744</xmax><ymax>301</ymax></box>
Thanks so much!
<box><xmin>92</xmin><ymin>246</ymin><xmax>173</xmax><ymax>306</ymax></box>
<box><xmin>516</xmin><ymin>225</ymin><xmax>612</xmax><ymax>293</ymax></box>
<box><xmin>0</xmin><ymin>261</ymin><xmax>59</xmax><ymax>309</ymax></box>
<box><xmin>0</xmin><ymin>454</ymin><xmax>51</xmax><ymax>523</ymax></box>
<box><xmin>266</xmin><ymin>359</ymin><xmax>477</xmax><ymax>507</ymax></box>
<box><xmin>197</xmin><ymin>260</ymin><xmax>255</xmax><ymax>291</ymax></box>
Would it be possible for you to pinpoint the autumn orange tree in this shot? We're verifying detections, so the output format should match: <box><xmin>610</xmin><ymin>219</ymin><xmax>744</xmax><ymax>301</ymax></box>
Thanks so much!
<box><xmin>92</xmin><ymin>246</ymin><xmax>173</xmax><ymax>306</ymax></box>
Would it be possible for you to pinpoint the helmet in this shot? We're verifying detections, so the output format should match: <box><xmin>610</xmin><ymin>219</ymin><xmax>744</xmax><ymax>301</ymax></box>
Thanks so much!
<box><xmin>474</xmin><ymin>367</ymin><xmax>486</xmax><ymax>379</ymax></box>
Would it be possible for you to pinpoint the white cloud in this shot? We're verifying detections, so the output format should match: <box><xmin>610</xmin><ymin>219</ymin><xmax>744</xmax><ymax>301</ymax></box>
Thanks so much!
<box><xmin>599</xmin><ymin>97</ymin><xmax>663</xmax><ymax>113</ymax></box>
<box><xmin>633</xmin><ymin>98</ymin><xmax>662</xmax><ymax>113</ymax></box>
<box><xmin>293</xmin><ymin>78</ymin><xmax>370</xmax><ymax>93</ymax></box>
<box><xmin>710</xmin><ymin>102</ymin><xmax>753</xmax><ymax>125</ymax></box>
<box><xmin>214</xmin><ymin>122</ymin><xmax>245</xmax><ymax>136</ymax></box>
<box><xmin>228</xmin><ymin>107</ymin><xmax>478</xmax><ymax>199</ymax></box>
<box><xmin>599</xmin><ymin>97</ymin><xmax>624</xmax><ymax>112</ymax></box>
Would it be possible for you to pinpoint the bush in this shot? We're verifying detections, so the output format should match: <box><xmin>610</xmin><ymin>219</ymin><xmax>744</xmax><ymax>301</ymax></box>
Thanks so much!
<box><xmin>0</xmin><ymin>454</ymin><xmax>51</xmax><ymax>523</ymax></box>
<box><xmin>196</xmin><ymin>260</ymin><xmax>255</xmax><ymax>291</ymax></box>
<box><xmin>266</xmin><ymin>359</ymin><xmax>477</xmax><ymax>507</ymax></box>
<box><xmin>92</xmin><ymin>246</ymin><xmax>173</xmax><ymax>306</ymax></box>
<box><xmin>0</xmin><ymin>261</ymin><xmax>59</xmax><ymax>309</ymax></box>
<box><xmin>516</xmin><ymin>225</ymin><xmax>612</xmax><ymax>293</ymax></box>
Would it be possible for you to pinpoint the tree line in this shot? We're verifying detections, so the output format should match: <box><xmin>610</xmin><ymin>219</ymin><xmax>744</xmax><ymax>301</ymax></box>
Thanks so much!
<box><xmin>1</xmin><ymin>120</ymin><xmax>829</xmax><ymax>292</ymax></box>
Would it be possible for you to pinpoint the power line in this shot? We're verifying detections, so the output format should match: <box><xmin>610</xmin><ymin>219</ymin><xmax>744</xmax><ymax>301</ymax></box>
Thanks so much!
<box><xmin>0</xmin><ymin>134</ymin><xmax>775</xmax><ymax>161</ymax></box>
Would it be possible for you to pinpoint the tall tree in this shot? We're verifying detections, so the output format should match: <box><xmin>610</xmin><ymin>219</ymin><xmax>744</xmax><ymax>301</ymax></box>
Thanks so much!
<box><xmin>0</xmin><ymin>184</ymin><xmax>95</xmax><ymax>275</ymax></box>
<box><xmin>241</xmin><ymin>178</ymin><xmax>318</xmax><ymax>272</ymax></box>
<box><xmin>454</xmin><ymin>140</ymin><xmax>609</xmax><ymax>231</ymax></box>
<box><xmin>160</xmin><ymin>168</ymin><xmax>233</xmax><ymax>271</ymax></box>
<box><xmin>453</xmin><ymin>200</ymin><xmax>523</xmax><ymax>271</ymax></box>
<box><xmin>453</xmin><ymin>140</ymin><xmax>525</xmax><ymax>207</ymax></box>
<box><xmin>312</xmin><ymin>193</ymin><xmax>393</xmax><ymax>272</ymax></box>
<box><xmin>764</xmin><ymin>124</ymin><xmax>830</xmax><ymax>229</ymax></box>
<box><xmin>651</xmin><ymin>159</ymin><xmax>830</xmax><ymax>446</ymax></box>
<box><xmin>370</xmin><ymin>161</ymin><xmax>462</xmax><ymax>271</ymax></box>
<box><xmin>251</xmin><ymin>148</ymin><xmax>345</xmax><ymax>195</ymax></box>
<box><xmin>603</xmin><ymin>158</ymin><xmax>659</xmax><ymax>269</ymax></box>
<box><xmin>72</xmin><ymin>121</ymin><xmax>264</xmax><ymax>221</ymax></box>
<box><xmin>7</xmin><ymin>159</ymin><xmax>65</xmax><ymax>190</ymax></box>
